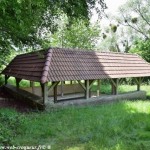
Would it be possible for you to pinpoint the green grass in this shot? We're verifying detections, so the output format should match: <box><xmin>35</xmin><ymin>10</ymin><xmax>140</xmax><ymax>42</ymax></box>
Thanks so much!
<box><xmin>1</xmin><ymin>101</ymin><xmax>150</xmax><ymax>150</ymax></box>
<box><xmin>1</xmin><ymin>78</ymin><xmax>150</xmax><ymax>149</ymax></box>
<box><xmin>91</xmin><ymin>84</ymin><xmax>150</xmax><ymax>97</ymax></box>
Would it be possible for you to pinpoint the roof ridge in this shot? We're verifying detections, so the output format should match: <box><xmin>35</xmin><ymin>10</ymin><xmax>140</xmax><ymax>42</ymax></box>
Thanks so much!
<box><xmin>41</xmin><ymin>48</ymin><xmax>53</xmax><ymax>83</ymax></box>
<box><xmin>52</xmin><ymin>47</ymin><xmax>137</xmax><ymax>56</ymax></box>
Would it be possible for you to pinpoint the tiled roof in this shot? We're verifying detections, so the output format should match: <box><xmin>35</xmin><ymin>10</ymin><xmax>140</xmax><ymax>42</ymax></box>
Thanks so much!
<box><xmin>2</xmin><ymin>48</ymin><xmax>150</xmax><ymax>83</ymax></box>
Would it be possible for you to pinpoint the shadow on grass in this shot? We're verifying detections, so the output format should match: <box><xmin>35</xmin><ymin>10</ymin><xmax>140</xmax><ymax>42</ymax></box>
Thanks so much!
<box><xmin>59</xmin><ymin>101</ymin><xmax>150</xmax><ymax>150</ymax></box>
<box><xmin>1</xmin><ymin>100</ymin><xmax>149</xmax><ymax>150</ymax></box>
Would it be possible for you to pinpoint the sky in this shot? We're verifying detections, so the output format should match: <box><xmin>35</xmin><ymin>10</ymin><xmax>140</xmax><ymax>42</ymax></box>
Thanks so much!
<box><xmin>91</xmin><ymin>0</ymin><xmax>128</xmax><ymax>23</ymax></box>
<box><xmin>105</xmin><ymin>0</ymin><xmax>127</xmax><ymax>14</ymax></box>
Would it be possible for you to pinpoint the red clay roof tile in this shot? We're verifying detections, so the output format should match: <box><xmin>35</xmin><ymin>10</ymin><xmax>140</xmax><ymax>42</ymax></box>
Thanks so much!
<box><xmin>2</xmin><ymin>48</ymin><xmax>150</xmax><ymax>83</ymax></box>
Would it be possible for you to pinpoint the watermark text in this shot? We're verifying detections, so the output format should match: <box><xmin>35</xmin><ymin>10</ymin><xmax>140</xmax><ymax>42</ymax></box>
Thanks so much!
<box><xmin>0</xmin><ymin>145</ymin><xmax>51</xmax><ymax>150</ymax></box>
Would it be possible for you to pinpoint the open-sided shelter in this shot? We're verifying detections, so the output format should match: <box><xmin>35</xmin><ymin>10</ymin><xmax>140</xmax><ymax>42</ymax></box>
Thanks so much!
<box><xmin>1</xmin><ymin>48</ymin><xmax>150</xmax><ymax>106</ymax></box>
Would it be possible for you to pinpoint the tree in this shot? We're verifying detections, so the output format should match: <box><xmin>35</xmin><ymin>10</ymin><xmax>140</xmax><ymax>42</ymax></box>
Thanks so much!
<box><xmin>115</xmin><ymin>0</ymin><xmax>150</xmax><ymax>59</ymax></box>
<box><xmin>97</xmin><ymin>22</ymin><xmax>134</xmax><ymax>53</ymax></box>
<box><xmin>117</xmin><ymin>0</ymin><xmax>150</xmax><ymax>40</ymax></box>
<box><xmin>0</xmin><ymin>0</ymin><xmax>106</xmax><ymax>49</ymax></box>
<box><xmin>98</xmin><ymin>0</ymin><xmax>150</xmax><ymax>53</ymax></box>
<box><xmin>0</xmin><ymin>0</ymin><xmax>107</xmax><ymax>66</ymax></box>
<box><xmin>44</xmin><ymin>16</ymin><xmax>101</xmax><ymax>50</ymax></box>
<box><xmin>130</xmin><ymin>39</ymin><xmax>150</xmax><ymax>62</ymax></box>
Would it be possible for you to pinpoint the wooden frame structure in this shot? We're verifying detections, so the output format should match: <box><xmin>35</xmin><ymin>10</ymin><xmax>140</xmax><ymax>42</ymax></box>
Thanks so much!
<box><xmin>4</xmin><ymin>76</ymin><xmax>145</xmax><ymax>105</ymax></box>
<box><xmin>2</xmin><ymin>48</ymin><xmax>150</xmax><ymax>106</ymax></box>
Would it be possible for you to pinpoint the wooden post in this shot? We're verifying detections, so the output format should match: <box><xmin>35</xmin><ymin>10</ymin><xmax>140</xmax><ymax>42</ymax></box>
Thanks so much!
<box><xmin>54</xmin><ymin>82</ymin><xmax>58</xmax><ymax>103</ymax></box>
<box><xmin>61</xmin><ymin>81</ymin><xmax>64</xmax><ymax>97</ymax></box>
<box><xmin>137</xmin><ymin>77</ymin><xmax>141</xmax><ymax>91</ymax></box>
<box><xmin>97</xmin><ymin>79</ymin><xmax>101</xmax><ymax>96</ymax></box>
<box><xmin>85</xmin><ymin>80</ymin><xmax>90</xmax><ymax>99</ymax></box>
<box><xmin>89</xmin><ymin>80</ymin><xmax>92</xmax><ymax>98</ymax></box>
<box><xmin>43</xmin><ymin>83</ymin><xmax>48</xmax><ymax>104</ymax></box>
<box><xmin>41</xmin><ymin>83</ymin><xmax>48</xmax><ymax>105</ymax></box>
<box><xmin>30</xmin><ymin>81</ymin><xmax>35</xmax><ymax>94</ymax></box>
<box><xmin>5</xmin><ymin>75</ymin><xmax>7</xmax><ymax>85</ymax></box>
<box><xmin>111</xmin><ymin>83</ymin><xmax>115</xmax><ymax>95</ymax></box>
<box><xmin>111</xmin><ymin>79</ymin><xmax>118</xmax><ymax>95</ymax></box>
<box><xmin>15</xmin><ymin>78</ymin><xmax>22</xmax><ymax>89</ymax></box>
<box><xmin>89</xmin><ymin>80</ymin><xmax>95</xmax><ymax>98</ymax></box>
<box><xmin>116</xmin><ymin>79</ymin><xmax>119</xmax><ymax>95</ymax></box>
<box><xmin>5</xmin><ymin>75</ymin><xmax>9</xmax><ymax>85</ymax></box>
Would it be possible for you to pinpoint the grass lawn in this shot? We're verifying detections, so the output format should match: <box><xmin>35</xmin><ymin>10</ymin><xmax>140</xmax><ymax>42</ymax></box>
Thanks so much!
<box><xmin>0</xmin><ymin>82</ymin><xmax>150</xmax><ymax>149</ymax></box>
<box><xmin>91</xmin><ymin>84</ymin><xmax>150</xmax><ymax>97</ymax></box>
<box><xmin>1</xmin><ymin>100</ymin><xmax>150</xmax><ymax>150</ymax></box>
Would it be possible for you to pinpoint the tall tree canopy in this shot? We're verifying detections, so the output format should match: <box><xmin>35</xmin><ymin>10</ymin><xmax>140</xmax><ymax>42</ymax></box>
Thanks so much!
<box><xmin>0</xmin><ymin>0</ymin><xmax>106</xmax><ymax>55</ymax></box>
<box><xmin>117</xmin><ymin>0</ymin><xmax>150</xmax><ymax>40</ymax></box>
<box><xmin>98</xmin><ymin>0</ymin><xmax>150</xmax><ymax>53</ymax></box>
<box><xmin>42</xmin><ymin>16</ymin><xmax>101</xmax><ymax>50</ymax></box>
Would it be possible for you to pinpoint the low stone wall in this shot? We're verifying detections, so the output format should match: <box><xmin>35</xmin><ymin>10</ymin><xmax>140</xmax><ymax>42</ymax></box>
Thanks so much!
<box><xmin>46</xmin><ymin>91</ymin><xmax>147</xmax><ymax>109</ymax></box>
<box><xmin>21</xmin><ymin>84</ymin><xmax>84</xmax><ymax>96</ymax></box>
<box><xmin>4</xmin><ymin>84</ymin><xmax>44</xmax><ymax>110</ymax></box>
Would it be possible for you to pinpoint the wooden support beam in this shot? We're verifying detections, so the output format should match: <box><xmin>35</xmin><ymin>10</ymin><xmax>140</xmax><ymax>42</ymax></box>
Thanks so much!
<box><xmin>85</xmin><ymin>80</ymin><xmax>90</xmax><ymax>99</ymax></box>
<box><xmin>89</xmin><ymin>80</ymin><xmax>92</xmax><ymax>98</ymax></box>
<box><xmin>30</xmin><ymin>81</ymin><xmax>35</xmax><ymax>94</ymax></box>
<box><xmin>134</xmin><ymin>78</ymin><xmax>138</xmax><ymax>84</ymax></box>
<box><xmin>43</xmin><ymin>83</ymin><xmax>48</xmax><ymax>104</ymax></box>
<box><xmin>54</xmin><ymin>82</ymin><xmax>58</xmax><ymax>103</ymax></box>
<box><xmin>48</xmin><ymin>81</ymin><xmax>60</xmax><ymax>92</ymax></box>
<box><xmin>119</xmin><ymin>78</ymin><xmax>124</xmax><ymax>85</ymax></box>
<box><xmin>89</xmin><ymin>80</ymin><xmax>95</xmax><ymax>98</ymax></box>
<box><xmin>115</xmin><ymin>79</ymin><xmax>119</xmax><ymax>95</ymax></box>
<box><xmin>77</xmin><ymin>80</ymin><xmax>86</xmax><ymax>90</ymax></box>
<box><xmin>61</xmin><ymin>81</ymin><xmax>64</xmax><ymax>97</ymax></box>
<box><xmin>135</xmin><ymin>77</ymin><xmax>142</xmax><ymax>91</ymax></box>
<box><xmin>89</xmin><ymin>80</ymin><xmax>96</xmax><ymax>89</ymax></box>
<box><xmin>97</xmin><ymin>79</ymin><xmax>101</xmax><ymax>96</ymax></box>
<box><xmin>110</xmin><ymin>79</ymin><xmax>117</xmax><ymax>87</ymax></box>
<box><xmin>111</xmin><ymin>79</ymin><xmax>118</xmax><ymax>95</ymax></box>
<box><xmin>41</xmin><ymin>83</ymin><xmax>48</xmax><ymax>104</ymax></box>
<box><xmin>141</xmin><ymin>77</ymin><xmax>144</xmax><ymax>83</ymax></box>
<box><xmin>5</xmin><ymin>75</ymin><xmax>10</xmax><ymax>85</ymax></box>
<box><xmin>15</xmin><ymin>78</ymin><xmax>22</xmax><ymax>89</ymax></box>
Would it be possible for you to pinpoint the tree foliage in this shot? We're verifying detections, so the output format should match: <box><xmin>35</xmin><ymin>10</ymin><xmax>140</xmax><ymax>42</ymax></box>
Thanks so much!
<box><xmin>97</xmin><ymin>23</ymin><xmax>133</xmax><ymax>53</ymax></box>
<box><xmin>117</xmin><ymin>0</ymin><xmax>150</xmax><ymax>40</ymax></box>
<box><xmin>130</xmin><ymin>40</ymin><xmax>150</xmax><ymax>62</ymax></box>
<box><xmin>0</xmin><ymin>0</ymin><xmax>106</xmax><ymax>66</ymax></box>
<box><xmin>99</xmin><ymin>0</ymin><xmax>150</xmax><ymax>53</ymax></box>
<box><xmin>0</xmin><ymin>0</ymin><xmax>106</xmax><ymax>49</ymax></box>
<box><xmin>115</xmin><ymin>0</ymin><xmax>150</xmax><ymax>61</ymax></box>
<box><xmin>45</xmin><ymin>17</ymin><xmax>101</xmax><ymax>50</ymax></box>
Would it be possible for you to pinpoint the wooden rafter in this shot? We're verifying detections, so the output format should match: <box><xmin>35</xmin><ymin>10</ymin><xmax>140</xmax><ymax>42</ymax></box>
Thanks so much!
<box><xmin>110</xmin><ymin>78</ymin><xmax>119</xmax><ymax>95</ymax></box>
<box><xmin>89</xmin><ymin>80</ymin><xmax>96</xmax><ymax>89</ymax></box>
<box><xmin>77</xmin><ymin>80</ymin><xmax>86</xmax><ymax>90</ymax></box>
<box><xmin>48</xmin><ymin>81</ymin><xmax>60</xmax><ymax>92</ymax></box>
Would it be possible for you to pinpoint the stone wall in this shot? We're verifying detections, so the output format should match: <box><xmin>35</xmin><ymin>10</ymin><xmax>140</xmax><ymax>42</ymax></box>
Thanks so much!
<box><xmin>21</xmin><ymin>84</ymin><xmax>84</xmax><ymax>96</ymax></box>
<box><xmin>46</xmin><ymin>91</ymin><xmax>147</xmax><ymax>109</ymax></box>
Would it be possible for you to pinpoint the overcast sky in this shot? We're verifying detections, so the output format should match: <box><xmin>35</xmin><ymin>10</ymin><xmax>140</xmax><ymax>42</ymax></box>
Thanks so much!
<box><xmin>105</xmin><ymin>0</ymin><xmax>127</xmax><ymax>14</ymax></box>
<box><xmin>91</xmin><ymin>0</ymin><xmax>128</xmax><ymax>23</ymax></box>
